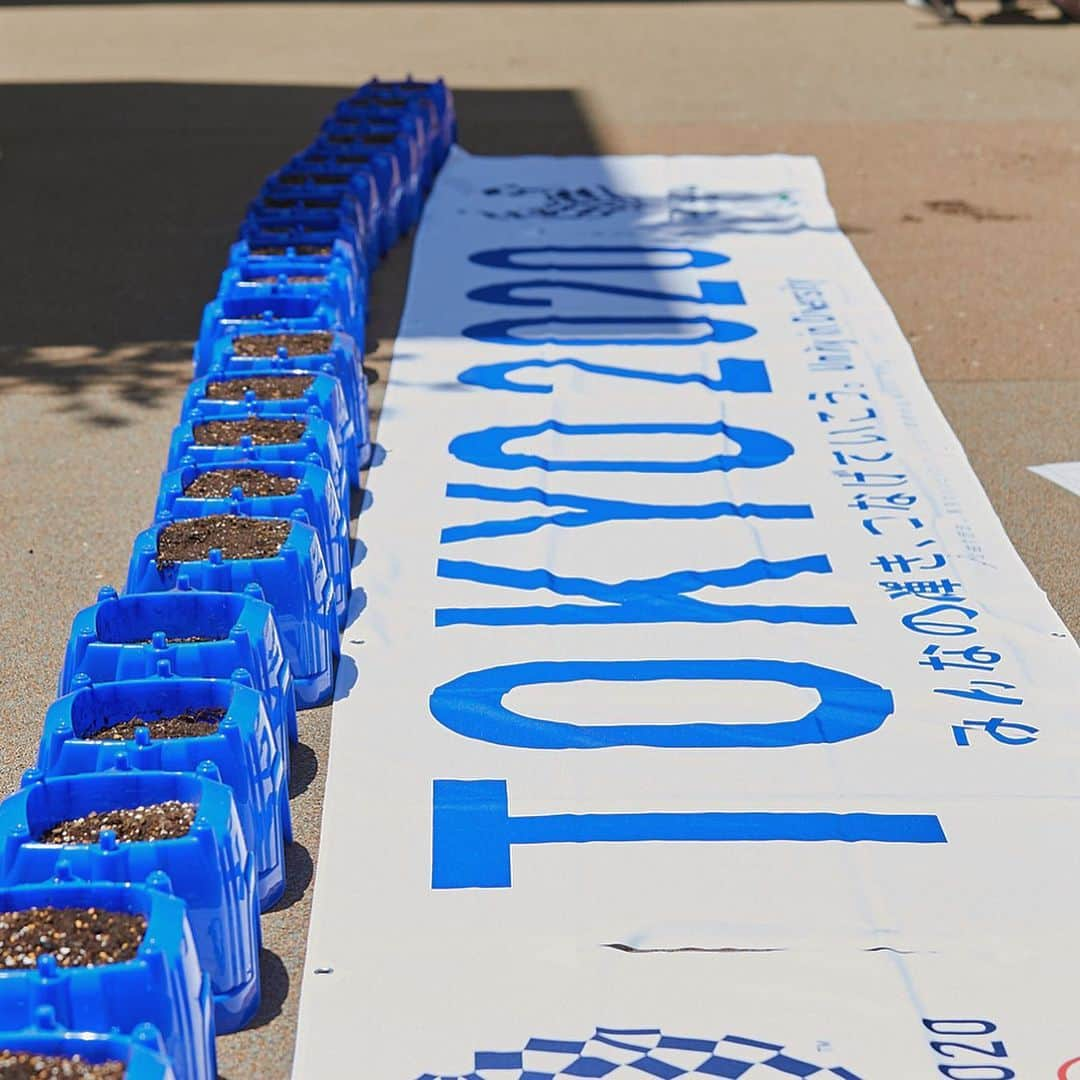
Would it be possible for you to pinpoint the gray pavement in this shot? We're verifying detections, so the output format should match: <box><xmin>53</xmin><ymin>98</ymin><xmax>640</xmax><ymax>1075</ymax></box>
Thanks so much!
<box><xmin>0</xmin><ymin>4</ymin><xmax>1077</xmax><ymax>1075</ymax></box>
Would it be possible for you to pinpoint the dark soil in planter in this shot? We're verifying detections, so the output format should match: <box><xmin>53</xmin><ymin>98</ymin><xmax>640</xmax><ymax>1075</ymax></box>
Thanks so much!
<box><xmin>262</xmin><ymin>198</ymin><xmax>337</xmax><ymax>210</ymax></box>
<box><xmin>39</xmin><ymin>802</ymin><xmax>198</xmax><ymax>846</ymax></box>
<box><xmin>260</xmin><ymin>225</ymin><xmax>329</xmax><ymax>238</ymax></box>
<box><xmin>87</xmin><ymin>707</ymin><xmax>225</xmax><ymax>743</ymax></box>
<box><xmin>251</xmin><ymin>242</ymin><xmax>330</xmax><ymax>256</ymax></box>
<box><xmin>0</xmin><ymin>906</ymin><xmax>147</xmax><ymax>968</ymax></box>
<box><xmin>0</xmin><ymin>1049</ymin><xmax>126</xmax><ymax>1079</ymax></box>
<box><xmin>122</xmin><ymin>635</ymin><xmax>220</xmax><ymax>645</ymax></box>
<box><xmin>248</xmin><ymin>275</ymin><xmax>327</xmax><ymax>285</ymax></box>
<box><xmin>156</xmin><ymin>514</ymin><xmax>291</xmax><ymax>566</ymax></box>
<box><xmin>255</xmin><ymin>241</ymin><xmax>332</xmax><ymax>257</ymax></box>
<box><xmin>184</xmin><ymin>468</ymin><xmax>300</xmax><ymax>499</ymax></box>
<box><xmin>352</xmin><ymin>95</ymin><xmax>406</xmax><ymax>106</ymax></box>
<box><xmin>232</xmin><ymin>331</ymin><xmax>333</xmax><ymax>358</ymax></box>
<box><xmin>224</xmin><ymin>313</ymin><xmax>286</xmax><ymax>324</ymax></box>
<box><xmin>205</xmin><ymin>375</ymin><xmax>314</xmax><ymax>402</ymax></box>
<box><xmin>192</xmin><ymin>418</ymin><xmax>307</xmax><ymax>447</ymax></box>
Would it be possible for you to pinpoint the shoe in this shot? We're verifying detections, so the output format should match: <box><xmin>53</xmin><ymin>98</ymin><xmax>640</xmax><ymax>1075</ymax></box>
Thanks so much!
<box><xmin>926</xmin><ymin>0</ymin><xmax>973</xmax><ymax>20</ymax></box>
<box><xmin>1050</xmin><ymin>0</ymin><xmax>1080</xmax><ymax>19</ymax></box>
<box><xmin>984</xmin><ymin>4</ymin><xmax>1038</xmax><ymax>21</ymax></box>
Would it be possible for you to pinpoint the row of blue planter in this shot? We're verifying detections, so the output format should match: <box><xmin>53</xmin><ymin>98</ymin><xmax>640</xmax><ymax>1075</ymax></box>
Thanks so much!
<box><xmin>0</xmin><ymin>78</ymin><xmax>454</xmax><ymax>1080</ymax></box>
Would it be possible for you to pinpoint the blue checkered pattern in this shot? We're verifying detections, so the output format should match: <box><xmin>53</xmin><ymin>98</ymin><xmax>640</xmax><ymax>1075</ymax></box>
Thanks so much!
<box><xmin>418</xmin><ymin>1027</ymin><xmax>863</xmax><ymax>1080</ymax></box>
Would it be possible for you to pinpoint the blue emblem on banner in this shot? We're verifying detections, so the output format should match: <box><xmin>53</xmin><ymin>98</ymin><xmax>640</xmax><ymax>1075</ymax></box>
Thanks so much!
<box><xmin>417</xmin><ymin>1026</ymin><xmax>862</xmax><ymax>1079</ymax></box>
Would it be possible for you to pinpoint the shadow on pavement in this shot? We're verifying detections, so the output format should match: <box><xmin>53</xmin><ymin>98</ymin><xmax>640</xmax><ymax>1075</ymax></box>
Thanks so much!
<box><xmin>0</xmin><ymin>83</ymin><xmax>600</xmax><ymax>422</ymax></box>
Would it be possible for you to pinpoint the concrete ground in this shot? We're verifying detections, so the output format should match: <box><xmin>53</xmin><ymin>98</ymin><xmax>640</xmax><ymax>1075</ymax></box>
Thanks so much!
<box><xmin>1</xmin><ymin>3</ymin><xmax>1077</xmax><ymax>1075</ymax></box>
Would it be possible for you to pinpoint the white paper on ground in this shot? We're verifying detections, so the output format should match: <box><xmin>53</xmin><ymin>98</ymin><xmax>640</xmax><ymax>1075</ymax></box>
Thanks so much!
<box><xmin>292</xmin><ymin>150</ymin><xmax>1080</xmax><ymax>1080</ymax></box>
<box><xmin>1030</xmin><ymin>460</ymin><xmax>1080</xmax><ymax>499</ymax></box>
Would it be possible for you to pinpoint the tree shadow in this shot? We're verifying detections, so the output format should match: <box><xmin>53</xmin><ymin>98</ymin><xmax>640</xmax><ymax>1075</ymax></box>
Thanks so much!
<box><xmin>0</xmin><ymin>83</ymin><xmax>598</xmax><ymax>424</ymax></box>
<box><xmin>0</xmin><ymin>341</ymin><xmax>192</xmax><ymax>427</ymax></box>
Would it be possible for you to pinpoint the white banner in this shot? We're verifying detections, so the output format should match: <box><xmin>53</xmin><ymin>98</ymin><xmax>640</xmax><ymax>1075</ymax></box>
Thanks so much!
<box><xmin>293</xmin><ymin>151</ymin><xmax>1080</xmax><ymax>1079</ymax></box>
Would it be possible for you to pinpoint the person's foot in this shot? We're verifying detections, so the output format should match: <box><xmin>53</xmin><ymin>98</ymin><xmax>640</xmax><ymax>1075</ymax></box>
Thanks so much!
<box><xmin>926</xmin><ymin>0</ymin><xmax>973</xmax><ymax>20</ymax></box>
<box><xmin>1050</xmin><ymin>0</ymin><xmax>1080</xmax><ymax>19</ymax></box>
<box><xmin>984</xmin><ymin>3</ymin><xmax>1037</xmax><ymax>21</ymax></box>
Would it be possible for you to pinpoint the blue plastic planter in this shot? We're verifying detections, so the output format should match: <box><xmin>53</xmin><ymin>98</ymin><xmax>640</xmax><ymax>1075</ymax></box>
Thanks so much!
<box><xmin>241</xmin><ymin>210</ymin><xmax>365</xmax><ymax>272</ymax></box>
<box><xmin>385</xmin><ymin>76</ymin><xmax>457</xmax><ymax>165</ymax></box>
<box><xmin>255</xmin><ymin>190</ymin><xmax>379</xmax><ymax>272</ymax></box>
<box><xmin>156</xmin><ymin>459</ymin><xmax>351</xmax><ymax>631</ymax></box>
<box><xmin>181</xmin><ymin>369</ymin><xmax>362</xmax><ymax>491</ymax></box>
<box><xmin>59</xmin><ymin>586</ymin><xmax>298</xmax><ymax>745</ymax></box>
<box><xmin>227</xmin><ymin>237</ymin><xmax>364</xmax><ymax>288</ymax></box>
<box><xmin>255</xmin><ymin>186</ymin><xmax>364</xmax><ymax>220</ymax></box>
<box><xmin>196</xmin><ymin>288</ymin><xmax>364</xmax><ymax>368</ymax></box>
<box><xmin>255</xmin><ymin>186</ymin><xmax>360</xmax><ymax>213</ymax></box>
<box><xmin>245</xmin><ymin>202</ymin><xmax>363</xmax><ymax>248</ymax></box>
<box><xmin>0</xmin><ymin>768</ymin><xmax>260</xmax><ymax>1034</ymax></box>
<box><xmin>194</xmin><ymin>322</ymin><xmax>363</xmax><ymax>400</ymax></box>
<box><xmin>247</xmin><ymin>196</ymin><xmax>369</xmax><ymax>254</ymax></box>
<box><xmin>317</xmin><ymin>115</ymin><xmax>419</xmax><ymax>176</ymax></box>
<box><xmin>0</xmin><ymin>1010</ymin><xmax>176</xmax><ymax>1079</ymax></box>
<box><xmin>219</xmin><ymin>253</ymin><xmax>364</xmax><ymax>323</ymax></box>
<box><xmin>165</xmin><ymin>409</ymin><xmax>349</xmax><ymax>519</ymax></box>
<box><xmin>194</xmin><ymin>313</ymin><xmax>361</xmax><ymax>412</ymax></box>
<box><xmin>198</xmin><ymin>328</ymin><xmax>367</xmax><ymax>466</ymax></box>
<box><xmin>333</xmin><ymin>122</ymin><xmax>431</xmax><ymax>204</ymax></box>
<box><xmin>0</xmin><ymin>878</ymin><xmax>213</xmax><ymax>1080</ymax></box>
<box><xmin>33</xmin><ymin>670</ymin><xmax>289</xmax><ymax>910</ymax></box>
<box><xmin>199</xmin><ymin>357</ymin><xmax>369</xmax><ymax>483</ymax></box>
<box><xmin>320</xmin><ymin>114</ymin><xmax>423</xmax><ymax>190</ymax></box>
<box><xmin>313</xmin><ymin>130</ymin><xmax>420</xmax><ymax>231</ymax></box>
<box><xmin>260</xmin><ymin>169</ymin><xmax>381</xmax><ymax>268</ymax></box>
<box><xmin>233</xmin><ymin>229</ymin><xmax>352</xmax><ymax>261</ymax></box>
<box><xmin>326</xmin><ymin>107</ymin><xmax>427</xmax><ymax>181</ymax></box>
<box><xmin>238</xmin><ymin>224</ymin><xmax>365</xmax><ymax>283</ymax></box>
<box><xmin>335</xmin><ymin>93</ymin><xmax>435</xmax><ymax>172</ymax></box>
<box><xmin>298</xmin><ymin>146</ymin><xmax>404</xmax><ymax>248</ymax></box>
<box><xmin>274</xmin><ymin>154</ymin><xmax>401</xmax><ymax>253</ymax></box>
<box><xmin>126</xmin><ymin>518</ymin><xmax>337</xmax><ymax>707</ymax></box>
<box><xmin>338</xmin><ymin>87</ymin><xmax>444</xmax><ymax>185</ymax></box>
